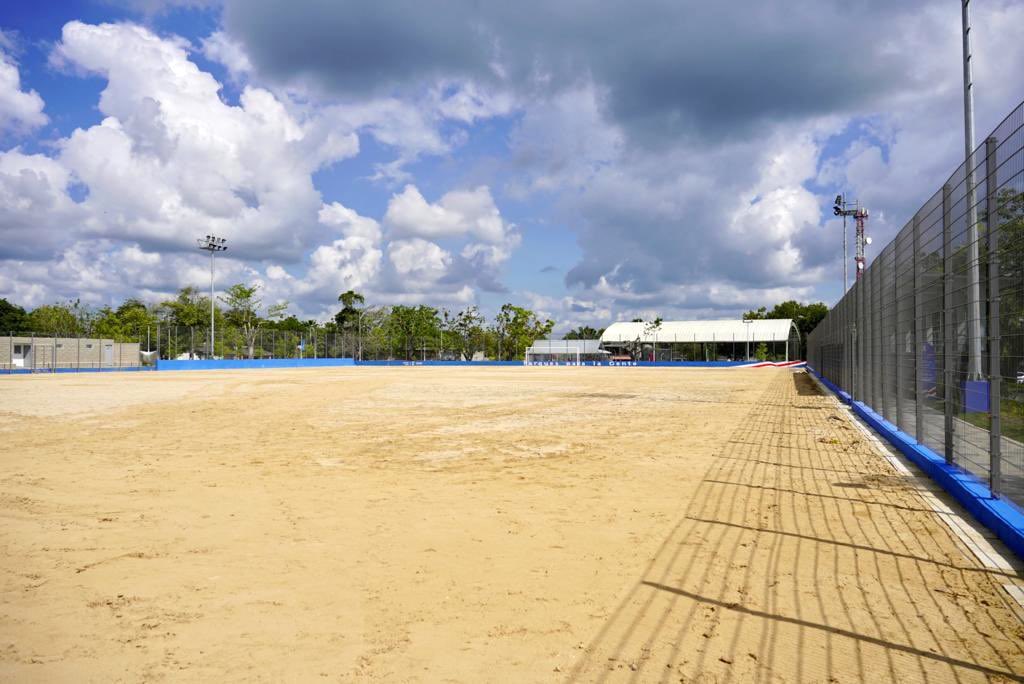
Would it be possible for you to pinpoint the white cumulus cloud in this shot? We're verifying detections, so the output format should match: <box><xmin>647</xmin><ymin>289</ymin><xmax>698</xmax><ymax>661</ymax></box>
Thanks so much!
<box><xmin>384</xmin><ymin>184</ymin><xmax>513</xmax><ymax>244</ymax></box>
<box><xmin>0</xmin><ymin>48</ymin><xmax>46</xmax><ymax>133</ymax></box>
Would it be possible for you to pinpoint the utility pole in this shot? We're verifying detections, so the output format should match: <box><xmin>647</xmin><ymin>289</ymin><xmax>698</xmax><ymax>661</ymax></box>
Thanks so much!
<box><xmin>833</xmin><ymin>195</ymin><xmax>871</xmax><ymax>282</ymax></box>
<box><xmin>962</xmin><ymin>0</ymin><xmax>984</xmax><ymax>380</ymax></box>
<box><xmin>197</xmin><ymin>235</ymin><xmax>227</xmax><ymax>359</ymax></box>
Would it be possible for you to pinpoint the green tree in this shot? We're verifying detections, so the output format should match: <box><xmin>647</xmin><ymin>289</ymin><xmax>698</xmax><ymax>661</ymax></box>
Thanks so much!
<box><xmin>160</xmin><ymin>287</ymin><xmax>213</xmax><ymax>328</ymax></box>
<box><xmin>0</xmin><ymin>298</ymin><xmax>27</xmax><ymax>333</ymax></box>
<box><xmin>387</xmin><ymin>305</ymin><xmax>441</xmax><ymax>359</ymax></box>
<box><xmin>219</xmin><ymin>283</ymin><xmax>288</xmax><ymax>358</ymax></box>
<box><xmin>745</xmin><ymin>300</ymin><xmax>828</xmax><ymax>340</ymax></box>
<box><xmin>493</xmin><ymin>304</ymin><xmax>555</xmax><ymax>360</ymax></box>
<box><xmin>357</xmin><ymin>306</ymin><xmax>391</xmax><ymax>358</ymax></box>
<box><xmin>93</xmin><ymin>299</ymin><xmax>159</xmax><ymax>342</ymax></box>
<box><xmin>334</xmin><ymin>290</ymin><xmax>365</xmax><ymax>331</ymax></box>
<box><xmin>563</xmin><ymin>325</ymin><xmax>604</xmax><ymax>340</ymax></box>
<box><xmin>270</xmin><ymin>315</ymin><xmax>309</xmax><ymax>333</ymax></box>
<box><xmin>449</xmin><ymin>306</ymin><xmax>486</xmax><ymax>360</ymax></box>
<box><xmin>25</xmin><ymin>302</ymin><xmax>83</xmax><ymax>337</ymax></box>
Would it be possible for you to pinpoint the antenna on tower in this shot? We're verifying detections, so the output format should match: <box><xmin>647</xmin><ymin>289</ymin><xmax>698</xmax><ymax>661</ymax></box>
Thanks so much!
<box><xmin>833</xmin><ymin>195</ymin><xmax>870</xmax><ymax>285</ymax></box>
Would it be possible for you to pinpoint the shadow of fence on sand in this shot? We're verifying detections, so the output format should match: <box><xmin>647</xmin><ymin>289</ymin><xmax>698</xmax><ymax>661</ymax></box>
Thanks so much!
<box><xmin>568</xmin><ymin>371</ymin><xmax>1024</xmax><ymax>683</ymax></box>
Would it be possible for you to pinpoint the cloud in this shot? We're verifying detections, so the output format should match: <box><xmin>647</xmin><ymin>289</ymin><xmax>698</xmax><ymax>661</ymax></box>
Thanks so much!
<box><xmin>219</xmin><ymin>0</ymin><xmax>927</xmax><ymax>145</ymax></box>
<box><xmin>0</xmin><ymin>47</ymin><xmax>47</xmax><ymax>133</ymax></box>
<box><xmin>212</xmin><ymin>0</ymin><xmax>1024</xmax><ymax>319</ymax></box>
<box><xmin>388</xmin><ymin>238</ymin><xmax>451</xmax><ymax>285</ymax></box>
<box><xmin>0</xmin><ymin>21</ymin><xmax>526</xmax><ymax>319</ymax></box>
<box><xmin>384</xmin><ymin>185</ymin><xmax>511</xmax><ymax>243</ymax></box>
<box><xmin>0</xmin><ymin>150</ymin><xmax>81</xmax><ymax>259</ymax></box>
<box><xmin>47</xmin><ymin>21</ymin><xmax>360</xmax><ymax>262</ymax></box>
<box><xmin>5</xmin><ymin>2</ymin><xmax>1024</xmax><ymax>327</ymax></box>
<box><xmin>378</xmin><ymin>184</ymin><xmax>520</xmax><ymax>294</ymax></box>
<box><xmin>200</xmin><ymin>30</ymin><xmax>251</xmax><ymax>80</ymax></box>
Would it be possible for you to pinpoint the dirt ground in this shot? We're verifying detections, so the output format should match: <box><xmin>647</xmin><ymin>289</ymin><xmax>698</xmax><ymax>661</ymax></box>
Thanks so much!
<box><xmin>1</xmin><ymin>367</ymin><xmax>1022</xmax><ymax>683</ymax></box>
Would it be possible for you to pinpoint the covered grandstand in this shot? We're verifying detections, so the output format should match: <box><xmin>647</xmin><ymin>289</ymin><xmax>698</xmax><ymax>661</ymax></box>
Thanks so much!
<box><xmin>599</xmin><ymin>319</ymin><xmax>800</xmax><ymax>361</ymax></box>
<box><xmin>526</xmin><ymin>319</ymin><xmax>800</xmax><ymax>363</ymax></box>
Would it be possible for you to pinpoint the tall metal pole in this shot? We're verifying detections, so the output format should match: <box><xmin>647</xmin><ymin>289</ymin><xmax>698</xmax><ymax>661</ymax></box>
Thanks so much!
<box><xmin>962</xmin><ymin>0</ymin><xmax>984</xmax><ymax>380</ymax></box>
<box><xmin>209</xmin><ymin>248</ymin><xmax>215</xmax><ymax>359</ymax></box>
<box><xmin>197</xmin><ymin>235</ymin><xmax>227</xmax><ymax>360</ymax></box>
<box><xmin>834</xmin><ymin>195</ymin><xmax>865</xmax><ymax>288</ymax></box>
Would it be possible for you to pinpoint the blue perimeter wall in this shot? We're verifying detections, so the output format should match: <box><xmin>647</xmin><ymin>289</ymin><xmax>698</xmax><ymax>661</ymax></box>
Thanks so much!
<box><xmin>157</xmin><ymin>358</ymin><xmax>355</xmax><ymax>371</ymax></box>
<box><xmin>355</xmin><ymin>360</ymin><xmax>785</xmax><ymax>367</ymax></box>
<box><xmin>154</xmin><ymin>359</ymin><xmax>804</xmax><ymax>370</ymax></box>
<box><xmin>357</xmin><ymin>361</ymin><xmax>796</xmax><ymax>367</ymax></box>
<box><xmin>5</xmin><ymin>366</ymin><xmax>153</xmax><ymax>374</ymax></box>
<box><xmin>808</xmin><ymin>365</ymin><xmax>1024</xmax><ymax>560</ymax></box>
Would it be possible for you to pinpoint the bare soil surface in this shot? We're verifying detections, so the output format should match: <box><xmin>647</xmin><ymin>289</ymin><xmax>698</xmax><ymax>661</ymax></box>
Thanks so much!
<box><xmin>1</xmin><ymin>367</ymin><xmax>1022</xmax><ymax>682</ymax></box>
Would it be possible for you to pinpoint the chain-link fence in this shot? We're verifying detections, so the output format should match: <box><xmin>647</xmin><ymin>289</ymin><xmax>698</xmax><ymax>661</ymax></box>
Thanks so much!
<box><xmin>808</xmin><ymin>100</ymin><xmax>1024</xmax><ymax>510</ymax></box>
<box><xmin>2</xmin><ymin>324</ymin><xmax>538</xmax><ymax>371</ymax></box>
<box><xmin>156</xmin><ymin>326</ymin><xmax>508</xmax><ymax>362</ymax></box>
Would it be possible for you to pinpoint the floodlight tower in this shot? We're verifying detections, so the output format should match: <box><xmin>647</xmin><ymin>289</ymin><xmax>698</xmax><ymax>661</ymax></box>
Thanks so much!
<box><xmin>196</xmin><ymin>235</ymin><xmax>227</xmax><ymax>359</ymax></box>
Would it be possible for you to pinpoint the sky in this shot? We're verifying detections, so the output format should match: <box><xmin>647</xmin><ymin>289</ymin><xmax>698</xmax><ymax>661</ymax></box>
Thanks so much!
<box><xmin>0</xmin><ymin>0</ymin><xmax>1022</xmax><ymax>331</ymax></box>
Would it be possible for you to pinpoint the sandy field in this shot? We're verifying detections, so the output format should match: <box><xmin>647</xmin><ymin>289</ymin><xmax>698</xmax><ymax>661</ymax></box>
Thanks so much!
<box><xmin>1</xmin><ymin>366</ymin><xmax>1023</xmax><ymax>683</ymax></box>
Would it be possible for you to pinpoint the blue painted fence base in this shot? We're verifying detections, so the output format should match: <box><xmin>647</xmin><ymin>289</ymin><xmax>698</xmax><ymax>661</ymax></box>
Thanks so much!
<box><xmin>355</xmin><ymin>360</ymin><xmax>806</xmax><ymax>367</ymax></box>
<box><xmin>808</xmin><ymin>366</ymin><xmax>1024</xmax><ymax>560</ymax></box>
<box><xmin>157</xmin><ymin>358</ymin><xmax>355</xmax><ymax>371</ymax></box>
<box><xmin>6</xmin><ymin>366</ymin><xmax>154</xmax><ymax>374</ymax></box>
<box><xmin>153</xmin><ymin>358</ymin><xmax>808</xmax><ymax>370</ymax></box>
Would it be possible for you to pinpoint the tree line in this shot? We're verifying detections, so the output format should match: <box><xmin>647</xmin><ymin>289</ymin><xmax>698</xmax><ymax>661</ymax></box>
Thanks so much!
<box><xmin>0</xmin><ymin>286</ymin><xmax>555</xmax><ymax>362</ymax></box>
<box><xmin>0</xmin><ymin>281</ymin><xmax>834</xmax><ymax>362</ymax></box>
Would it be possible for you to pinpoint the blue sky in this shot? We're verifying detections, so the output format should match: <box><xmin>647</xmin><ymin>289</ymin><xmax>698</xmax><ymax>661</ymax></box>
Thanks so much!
<box><xmin>1</xmin><ymin>0</ymin><xmax>1022</xmax><ymax>330</ymax></box>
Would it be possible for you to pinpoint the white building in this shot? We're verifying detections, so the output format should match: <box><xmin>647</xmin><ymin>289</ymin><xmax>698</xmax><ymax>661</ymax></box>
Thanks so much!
<box><xmin>599</xmin><ymin>319</ymin><xmax>800</xmax><ymax>361</ymax></box>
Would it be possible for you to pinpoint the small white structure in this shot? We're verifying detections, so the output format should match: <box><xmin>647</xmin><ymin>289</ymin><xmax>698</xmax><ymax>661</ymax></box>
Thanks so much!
<box><xmin>525</xmin><ymin>339</ymin><xmax>609</xmax><ymax>364</ymax></box>
<box><xmin>1</xmin><ymin>336</ymin><xmax>142</xmax><ymax>371</ymax></box>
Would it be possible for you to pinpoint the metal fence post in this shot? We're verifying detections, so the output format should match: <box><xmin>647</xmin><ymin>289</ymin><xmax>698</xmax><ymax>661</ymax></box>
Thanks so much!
<box><xmin>942</xmin><ymin>183</ymin><xmax>955</xmax><ymax>464</ymax></box>
<box><xmin>894</xmin><ymin>249</ymin><xmax>903</xmax><ymax>429</ymax></box>
<box><xmin>874</xmin><ymin>264</ymin><xmax>883</xmax><ymax>413</ymax></box>
<box><xmin>854</xmin><ymin>280</ymin><xmax>861</xmax><ymax>402</ymax></box>
<box><xmin>913</xmin><ymin>213</ymin><xmax>924</xmax><ymax>442</ymax></box>
<box><xmin>985</xmin><ymin>136</ymin><xmax>1002</xmax><ymax>494</ymax></box>
<box><xmin>846</xmin><ymin>299</ymin><xmax>853</xmax><ymax>395</ymax></box>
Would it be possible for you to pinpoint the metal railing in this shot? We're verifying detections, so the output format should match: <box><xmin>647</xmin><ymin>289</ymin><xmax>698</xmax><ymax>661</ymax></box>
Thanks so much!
<box><xmin>807</xmin><ymin>100</ymin><xmax>1024</xmax><ymax>511</ymax></box>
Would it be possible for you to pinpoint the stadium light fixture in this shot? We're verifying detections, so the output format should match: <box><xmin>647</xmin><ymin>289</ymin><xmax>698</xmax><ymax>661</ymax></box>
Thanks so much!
<box><xmin>197</xmin><ymin>235</ymin><xmax>227</xmax><ymax>359</ymax></box>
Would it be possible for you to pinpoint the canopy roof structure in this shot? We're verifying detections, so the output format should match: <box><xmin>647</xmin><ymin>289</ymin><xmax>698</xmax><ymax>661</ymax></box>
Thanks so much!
<box><xmin>600</xmin><ymin>319</ymin><xmax>798</xmax><ymax>344</ymax></box>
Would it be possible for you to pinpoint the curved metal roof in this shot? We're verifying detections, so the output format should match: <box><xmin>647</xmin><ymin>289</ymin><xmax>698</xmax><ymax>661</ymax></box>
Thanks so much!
<box><xmin>600</xmin><ymin>319</ymin><xmax>798</xmax><ymax>344</ymax></box>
